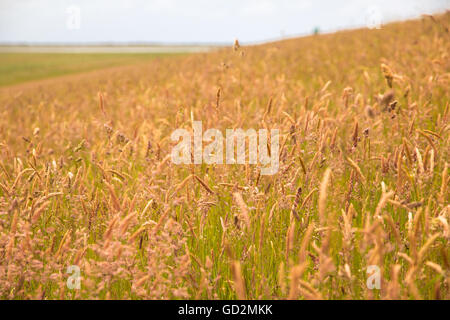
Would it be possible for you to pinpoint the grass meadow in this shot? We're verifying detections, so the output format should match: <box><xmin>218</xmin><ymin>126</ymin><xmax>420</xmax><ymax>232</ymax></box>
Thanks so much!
<box><xmin>0</xmin><ymin>13</ymin><xmax>448</xmax><ymax>300</ymax></box>
<box><xmin>0</xmin><ymin>52</ymin><xmax>181</xmax><ymax>86</ymax></box>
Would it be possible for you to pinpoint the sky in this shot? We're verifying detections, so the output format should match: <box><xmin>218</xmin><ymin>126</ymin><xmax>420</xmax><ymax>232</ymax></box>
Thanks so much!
<box><xmin>0</xmin><ymin>0</ymin><xmax>449</xmax><ymax>44</ymax></box>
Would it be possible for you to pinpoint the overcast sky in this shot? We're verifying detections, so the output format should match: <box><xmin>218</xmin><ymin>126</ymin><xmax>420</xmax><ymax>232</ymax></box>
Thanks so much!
<box><xmin>0</xmin><ymin>0</ymin><xmax>448</xmax><ymax>44</ymax></box>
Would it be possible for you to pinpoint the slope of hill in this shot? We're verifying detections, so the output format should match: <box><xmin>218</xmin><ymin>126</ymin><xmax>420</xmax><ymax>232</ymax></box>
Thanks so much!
<box><xmin>0</xmin><ymin>13</ymin><xmax>448</xmax><ymax>299</ymax></box>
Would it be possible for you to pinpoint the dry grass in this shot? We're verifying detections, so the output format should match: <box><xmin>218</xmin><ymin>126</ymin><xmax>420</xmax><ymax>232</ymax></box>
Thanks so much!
<box><xmin>0</xmin><ymin>13</ymin><xmax>449</xmax><ymax>300</ymax></box>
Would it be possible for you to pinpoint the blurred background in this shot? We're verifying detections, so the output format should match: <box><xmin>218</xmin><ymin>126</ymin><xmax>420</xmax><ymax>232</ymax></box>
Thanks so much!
<box><xmin>1</xmin><ymin>0</ymin><xmax>449</xmax><ymax>45</ymax></box>
<box><xmin>0</xmin><ymin>0</ymin><xmax>448</xmax><ymax>86</ymax></box>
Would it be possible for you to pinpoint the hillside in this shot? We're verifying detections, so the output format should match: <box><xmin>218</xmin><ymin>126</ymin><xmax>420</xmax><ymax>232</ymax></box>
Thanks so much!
<box><xmin>0</xmin><ymin>13</ymin><xmax>449</xmax><ymax>299</ymax></box>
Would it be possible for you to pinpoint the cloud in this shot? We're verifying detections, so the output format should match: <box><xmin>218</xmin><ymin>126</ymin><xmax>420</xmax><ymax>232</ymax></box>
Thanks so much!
<box><xmin>0</xmin><ymin>0</ymin><xmax>448</xmax><ymax>43</ymax></box>
<box><xmin>240</xmin><ymin>1</ymin><xmax>276</xmax><ymax>16</ymax></box>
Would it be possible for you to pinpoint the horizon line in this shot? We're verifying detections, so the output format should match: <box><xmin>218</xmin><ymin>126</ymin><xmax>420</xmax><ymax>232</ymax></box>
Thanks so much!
<box><xmin>0</xmin><ymin>11</ymin><xmax>446</xmax><ymax>49</ymax></box>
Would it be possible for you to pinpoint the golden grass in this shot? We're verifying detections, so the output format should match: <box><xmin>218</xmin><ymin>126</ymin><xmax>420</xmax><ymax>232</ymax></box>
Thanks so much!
<box><xmin>0</xmin><ymin>13</ymin><xmax>448</xmax><ymax>300</ymax></box>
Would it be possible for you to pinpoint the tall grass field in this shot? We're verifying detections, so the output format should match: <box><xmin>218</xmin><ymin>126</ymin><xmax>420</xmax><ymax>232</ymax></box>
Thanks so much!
<box><xmin>0</xmin><ymin>14</ymin><xmax>448</xmax><ymax>300</ymax></box>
